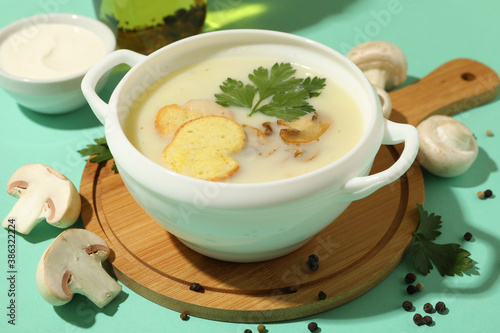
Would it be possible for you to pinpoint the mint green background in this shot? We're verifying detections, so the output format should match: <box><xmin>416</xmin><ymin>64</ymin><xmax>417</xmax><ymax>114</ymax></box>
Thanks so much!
<box><xmin>1</xmin><ymin>0</ymin><xmax>499</xmax><ymax>332</ymax></box>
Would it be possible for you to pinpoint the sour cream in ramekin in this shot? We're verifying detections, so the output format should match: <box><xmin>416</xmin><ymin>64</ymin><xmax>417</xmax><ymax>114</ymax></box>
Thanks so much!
<box><xmin>0</xmin><ymin>13</ymin><xmax>115</xmax><ymax>114</ymax></box>
<box><xmin>0</xmin><ymin>23</ymin><xmax>107</xmax><ymax>80</ymax></box>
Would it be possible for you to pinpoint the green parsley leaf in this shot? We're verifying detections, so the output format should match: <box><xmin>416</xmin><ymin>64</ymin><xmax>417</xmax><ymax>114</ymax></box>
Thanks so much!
<box><xmin>78</xmin><ymin>137</ymin><xmax>117</xmax><ymax>172</ymax></box>
<box><xmin>301</xmin><ymin>76</ymin><xmax>327</xmax><ymax>98</ymax></box>
<box><xmin>215</xmin><ymin>62</ymin><xmax>326</xmax><ymax>121</ymax></box>
<box><xmin>415</xmin><ymin>203</ymin><xmax>442</xmax><ymax>241</ymax></box>
<box><xmin>452</xmin><ymin>249</ymin><xmax>474</xmax><ymax>276</ymax></box>
<box><xmin>410</xmin><ymin>204</ymin><xmax>473</xmax><ymax>276</ymax></box>
<box><xmin>214</xmin><ymin>78</ymin><xmax>256</xmax><ymax>109</ymax></box>
<box><xmin>409</xmin><ymin>241</ymin><xmax>434</xmax><ymax>275</ymax></box>
<box><xmin>249</xmin><ymin>63</ymin><xmax>302</xmax><ymax>101</ymax></box>
<box><xmin>258</xmin><ymin>88</ymin><xmax>315</xmax><ymax>121</ymax></box>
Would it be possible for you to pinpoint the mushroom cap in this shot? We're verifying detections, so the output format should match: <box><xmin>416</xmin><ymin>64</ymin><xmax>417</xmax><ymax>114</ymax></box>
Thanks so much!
<box><xmin>416</xmin><ymin>115</ymin><xmax>478</xmax><ymax>177</ymax></box>
<box><xmin>346</xmin><ymin>40</ymin><xmax>408</xmax><ymax>90</ymax></box>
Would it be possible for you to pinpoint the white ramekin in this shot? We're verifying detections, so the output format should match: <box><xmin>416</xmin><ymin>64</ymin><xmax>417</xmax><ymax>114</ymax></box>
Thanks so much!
<box><xmin>0</xmin><ymin>13</ymin><xmax>115</xmax><ymax>114</ymax></box>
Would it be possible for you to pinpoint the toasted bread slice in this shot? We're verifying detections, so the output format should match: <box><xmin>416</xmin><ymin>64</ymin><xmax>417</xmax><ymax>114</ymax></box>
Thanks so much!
<box><xmin>155</xmin><ymin>104</ymin><xmax>199</xmax><ymax>136</ymax></box>
<box><xmin>162</xmin><ymin>116</ymin><xmax>246</xmax><ymax>181</ymax></box>
<box><xmin>155</xmin><ymin>100</ymin><xmax>233</xmax><ymax>136</ymax></box>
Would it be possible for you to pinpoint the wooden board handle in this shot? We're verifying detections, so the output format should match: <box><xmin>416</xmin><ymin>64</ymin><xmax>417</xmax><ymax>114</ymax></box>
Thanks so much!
<box><xmin>389</xmin><ymin>58</ymin><xmax>500</xmax><ymax>126</ymax></box>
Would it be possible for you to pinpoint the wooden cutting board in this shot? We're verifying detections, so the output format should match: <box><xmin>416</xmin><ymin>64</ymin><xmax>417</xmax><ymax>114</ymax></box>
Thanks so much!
<box><xmin>80</xmin><ymin>58</ymin><xmax>498</xmax><ymax>323</ymax></box>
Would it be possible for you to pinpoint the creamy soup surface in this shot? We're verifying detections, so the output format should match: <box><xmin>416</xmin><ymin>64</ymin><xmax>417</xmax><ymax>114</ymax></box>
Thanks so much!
<box><xmin>124</xmin><ymin>55</ymin><xmax>365</xmax><ymax>183</ymax></box>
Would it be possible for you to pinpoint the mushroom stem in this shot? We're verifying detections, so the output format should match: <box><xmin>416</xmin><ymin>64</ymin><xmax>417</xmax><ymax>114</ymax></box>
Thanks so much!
<box><xmin>375</xmin><ymin>87</ymin><xmax>392</xmax><ymax>119</ymax></box>
<box><xmin>2</xmin><ymin>191</ymin><xmax>46</xmax><ymax>234</ymax></box>
<box><xmin>363</xmin><ymin>67</ymin><xmax>388</xmax><ymax>89</ymax></box>
<box><xmin>65</xmin><ymin>256</ymin><xmax>121</xmax><ymax>308</ymax></box>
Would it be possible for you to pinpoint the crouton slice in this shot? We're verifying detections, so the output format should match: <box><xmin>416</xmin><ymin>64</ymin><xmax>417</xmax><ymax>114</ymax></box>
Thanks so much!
<box><xmin>155</xmin><ymin>104</ymin><xmax>198</xmax><ymax>136</ymax></box>
<box><xmin>162</xmin><ymin>116</ymin><xmax>246</xmax><ymax>181</ymax></box>
<box><xmin>155</xmin><ymin>100</ymin><xmax>233</xmax><ymax>136</ymax></box>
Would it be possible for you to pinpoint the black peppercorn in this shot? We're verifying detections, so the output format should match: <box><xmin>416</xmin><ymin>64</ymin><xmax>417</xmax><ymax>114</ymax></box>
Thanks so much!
<box><xmin>464</xmin><ymin>232</ymin><xmax>473</xmax><ymax>241</ymax></box>
<box><xmin>407</xmin><ymin>284</ymin><xmax>417</xmax><ymax>294</ymax></box>
<box><xmin>484</xmin><ymin>189</ymin><xmax>493</xmax><ymax>198</ymax></box>
<box><xmin>318</xmin><ymin>291</ymin><xmax>327</xmax><ymax>300</ymax></box>
<box><xmin>435</xmin><ymin>301</ymin><xmax>447</xmax><ymax>314</ymax></box>
<box><xmin>413</xmin><ymin>313</ymin><xmax>423</xmax><ymax>326</ymax></box>
<box><xmin>244</xmin><ymin>329</ymin><xmax>252</xmax><ymax>333</ymax></box>
<box><xmin>308</xmin><ymin>254</ymin><xmax>320</xmax><ymax>272</ymax></box>
<box><xmin>423</xmin><ymin>315</ymin><xmax>433</xmax><ymax>326</ymax></box>
<box><xmin>423</xmin><ymin>302</ymin><xmax>434</xmax><ymax>313</ymax></box>
<box><xmin>189</xmin><ymin>282</ymin><xmax>203</xmax><ymax>292</ymax></box>
<box><xmin>402</xmin><ymin>300</ymin><xmax>413</xmax><ymax>311</ymax></box>
<box><xmin>308</xmin><ymin>260</ymin><xmax>320</xmax><ymax>272</ymax></box>
<box><xmin>405</xmin><ymin>272</ymin><xmax>417</xmax><ymax>284</ymax></box>
<box><xmin>308</xmin><ymin>322</ymin><xmax>319</xmax><ymax>332</ymax></box>
<box><xmin>308</xmin><ymin>254</ymin><xmax>319</xmax><ymax>262</ymax></box>
<box><xmin>286</xmin><ymin>286</ymin><xmax>298</xmax><ymax>293</ymax></box>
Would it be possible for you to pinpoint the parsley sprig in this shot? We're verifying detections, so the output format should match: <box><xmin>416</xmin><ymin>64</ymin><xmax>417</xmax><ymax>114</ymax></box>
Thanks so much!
<box><xmin>215</xmin><ymin>63</ymin><xmax>326</xmax><ymax>121</ymax></box>
<box><xmin>78</xmin><ymin>137</ymin><xmax>117</xmax><ymax>172</ymax></box>
<box><xmin>409</xmin><ymin>204</ymin><xmax>473</xmax><ymax>276</ymax></box>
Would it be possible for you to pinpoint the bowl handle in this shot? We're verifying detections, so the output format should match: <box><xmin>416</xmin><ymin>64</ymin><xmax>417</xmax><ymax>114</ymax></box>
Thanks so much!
<box><xmin>341</xmin><ymin>120</ymin><xmax>419</xmax><ymax>201</ymax></box>
<box><xmin>81</xmin><ymin>49</ymin><xmax>146</xmax><ymax>124</ymax></box>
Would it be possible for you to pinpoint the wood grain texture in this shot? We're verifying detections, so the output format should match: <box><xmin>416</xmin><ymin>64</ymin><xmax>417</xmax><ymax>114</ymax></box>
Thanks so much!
<box><xmin>79</xmin><ymin>58</ymin><xmax>498</xmax><ymax>323</ymax></box>
<box><xmin>389</xmin><ymin>58</ymin><xmax>499</xmax><ymax>125</ymax></box>
<box><xmin>80</xmin><ymin>147</ymin><xmax>422</xmax><ymax>323</ymax></box>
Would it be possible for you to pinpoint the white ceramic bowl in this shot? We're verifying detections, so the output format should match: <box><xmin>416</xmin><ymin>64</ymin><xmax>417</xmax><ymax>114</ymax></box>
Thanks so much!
<box><xmin>0</xmin><ymin>13</ymin><xmax>115</xmax><ymax>114</ymax></box>
<box><xmin>82</xmin><ymin>30</ymin><xmax>419</xmax><ymax>262</ymax></box>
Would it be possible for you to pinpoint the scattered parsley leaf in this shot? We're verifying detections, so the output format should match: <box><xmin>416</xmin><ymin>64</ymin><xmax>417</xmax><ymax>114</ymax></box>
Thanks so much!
<box><xmin>409</xmin><ymin>241</ymin><xmax>434</xmax><ymax>275</ymax></box>
<box><xmin>410</xmin><ymin>204</ymin><xmax>473</xmax><ymax>276</ymax></box>
<box><xmin>215</xmin><ymin>62</ymin><xmax>326</xmax><ymax>121</ymax></box>
<box><xmin>452</xmin><ymin>249</ymin><xmax>474</xmax><ymax>276</ymax></box>
<box><xmin>78</xmin><ymin>137</ymin><xmax>117</xmax><ymax>172</ymax></box>
<box><xmin>415</xmin><ymin>203</ymin><xmax>442</xmax><ymax>241</ymax></box>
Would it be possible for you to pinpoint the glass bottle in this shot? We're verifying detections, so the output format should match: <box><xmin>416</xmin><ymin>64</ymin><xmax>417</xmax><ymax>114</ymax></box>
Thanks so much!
<box><xmin>93</xmin><ymin>0</ymin><xmax>207</xmax><ymax>55</ymax></box>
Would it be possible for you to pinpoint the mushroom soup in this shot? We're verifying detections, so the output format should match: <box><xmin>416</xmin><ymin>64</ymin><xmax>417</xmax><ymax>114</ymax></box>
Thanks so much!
<box><xmin>123</xmin><ymin>55</ymin><xmax>365</xmax><ymax>183</ymax></box>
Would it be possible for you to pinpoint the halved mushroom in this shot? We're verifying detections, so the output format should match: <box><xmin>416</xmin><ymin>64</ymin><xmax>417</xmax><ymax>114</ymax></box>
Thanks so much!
<box><xmin>242</xmin><ymin>122</ymin><xmax>280</xmax><ymax>156</ymax></box>
<box><xmin>36</xmin><ymin>228</ymin><xmax>122</xmax><ymax>308</ymax></box>
<box><xmin>243</xmin><ymin>121</ymin><xmax>273</xmax><ymax>139</ymax></box>
<box><xmin>278</xmin><ymin>113</ymin><xmax>332</xmax><ymax>144</ymax></box>
<box><xmin>1</xmin><ymin>164</ymin><xmax>81</xmax><ymax>234</ymax></box>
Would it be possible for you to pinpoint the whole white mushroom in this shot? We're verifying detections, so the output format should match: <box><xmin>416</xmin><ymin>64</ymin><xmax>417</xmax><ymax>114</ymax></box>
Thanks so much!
<box><xmin>416</xmin><ymin>115</ymin><xmax>478</xmax><ymax>177</ymax></box>
<box><xmin>347</xmin><ymin>40</ymin><xmax>408</xmax><ymax>119</ymax></box>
